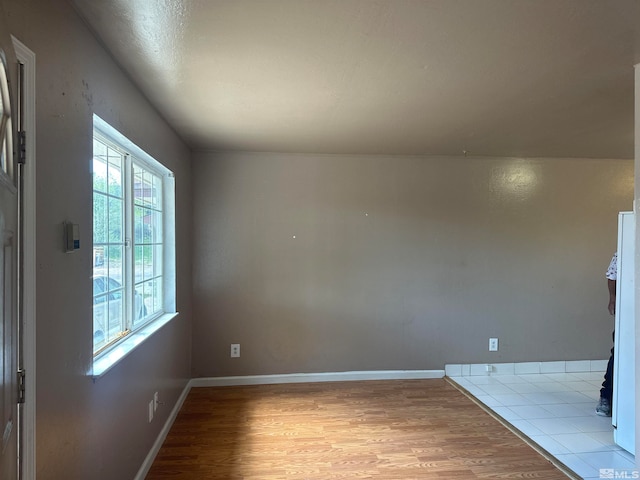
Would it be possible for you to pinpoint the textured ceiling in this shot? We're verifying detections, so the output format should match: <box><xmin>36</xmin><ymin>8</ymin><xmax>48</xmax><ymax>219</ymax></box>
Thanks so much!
<box><xmin>71</xmin><ymin>0</ymin><xmax>640</xmax><ymax>158</ymax></box>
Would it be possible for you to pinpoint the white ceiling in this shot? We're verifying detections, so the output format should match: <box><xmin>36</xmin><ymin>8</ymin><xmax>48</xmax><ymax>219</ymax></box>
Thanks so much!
<box><xmin>71</xmin><ymin>0</ymin><xmax>640</xmax><ymax>158</ymax></box>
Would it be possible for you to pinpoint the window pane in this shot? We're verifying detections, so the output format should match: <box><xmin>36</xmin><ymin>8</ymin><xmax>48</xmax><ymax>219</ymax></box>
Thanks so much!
<box><xmin>93</xmin><ymin>296</ymin><xmax>108</xmax><ymax>351</ymax></box>
<box><xmin>133</xmin><ymin>165</ymin><xmax>143</xmax><ymax>201</ymax></box>
<box><xmin>107</xmin><ymin>197</ymin><xmax>123</xmax><ymax>243</ymax></box>
<box><xmin>150</xmin><ymin>210</ymin><xmax>163</xmax><ymax>244</ymax></box>
<box><xmin>132</xmin><ymin>278</ymin><xmax>161</xmax><ymax>327</ymax></box>
<box><xmin>132</xmin><ymin>281</ymin><xmax>149</xmax><ymax>328</ymax></box>
<box><xmin>134</xmin><ymin>206</ymin><xmax>148</xmax><ymax>244</ymax></box>
<box><xmin>143</xmin><ymin>280</ymin><xmax>152</xmax><ymax>319</ymax></box>
<box><xmin>93</xmin><ymin>137</ymin><xmax>107</xmax><ymax>162</ymax></box>
<box><xmin>153</xmin><ymin>174</ymin><xmax>163</xmax><ymax>209</ymax></box>
<box><xmin>92</xmin><ymin>155</ymin><xmax>108</xmax><ymax>194</ymax></box>
<box><xmin>132</xmin><ymin>164</ymin><xmax>163</xmax><ymax>324</ymax></box>
<box><xmin>95</xmin><ymin>277</ymin><xmax>104</xmax><ymax>294</ymax></box>
<box><xmin>105</xmin><ymin>245</ymin><xmax>123</xmax><ymax>285</ymax></box>
<box><xmin>135</xmin><ymin>244</ymin><xmax>159</xmax><ymax>282</ymax></box>
<box><xmin>134</xmin><ymin>165</ymin><xmax>160</xmax><ymax>208</ymax></box>
<box><xmin>107</xmin><ymin>149</ymin><xmax>122</xmax><ymax>197</ymax></box>
<box><xmin>152</xmin><ymin>277</ymin><xmax>163</xmax><ymax>313</ymax></box>
<box><xmin>93</xmin><ymin>193</ymin><xmax>107</xmax><ymax>244</ymax></box>
<box><xmin>135</xmin><ymin>208</ymin><xmax>162</xmax><ymax>244</ymax></box>
<box><xmin>107</xmin><ymin>278</ymin><xmax>123</xmax><ymax>300</ymax></box>
<box><xmin>92</xmin><ymin>274</ymin><xmax>126</xmax><ymax>350</ymax></box>
<box><xmin>134</xmin><ymin>245</ymin><xmax>145</xmax><ymax>282</ymax></box>
<box><xmin>154</xmin><ymin>245</ymin><xmax>163</xmax><ymax>278</ymax></box>
<box><xmin>106</xmin><ymin>291</ymin><xmax>125</xmax><ymax>342</ymax></box>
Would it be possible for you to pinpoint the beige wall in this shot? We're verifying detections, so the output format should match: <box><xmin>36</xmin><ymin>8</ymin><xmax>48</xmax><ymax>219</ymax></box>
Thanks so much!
<box><xmin>3</xmin><ymin>0</ymin><xmax>192</xmax><ymax>479</ymax></box>
<box><xmin>192</xmin><ymin>151</ymin><xmax>632</xmax><ymax>377</ymax></box>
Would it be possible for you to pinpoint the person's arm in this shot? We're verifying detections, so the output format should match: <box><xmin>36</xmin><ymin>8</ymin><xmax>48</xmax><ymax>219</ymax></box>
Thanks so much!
<box><xmin>608</xmin><ymin>278</ymin><xmax>616</xmax><ymax>315</ymax></box>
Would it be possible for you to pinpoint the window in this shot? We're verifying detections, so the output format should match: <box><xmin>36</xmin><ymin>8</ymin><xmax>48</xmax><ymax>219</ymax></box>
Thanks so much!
<box><xmin>92</xmin><ymin>116</ymin><xmax>175</xmax><ymax>364</ymax></box>
<box><xmin>0</xmin><ymin>55</ymin><xmax>12</xmax><ymax>175</ymax></box>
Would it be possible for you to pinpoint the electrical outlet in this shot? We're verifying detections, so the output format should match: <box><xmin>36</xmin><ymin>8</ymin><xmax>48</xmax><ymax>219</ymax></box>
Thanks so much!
<box><xmin>231</xmin><ymin>343</ymin><xmax>240</xmax><ymax>358</ymax></box>
<box><xmin>148</xmin><ymin>399</ymin><xmax>154</xmax><ymax>423</ymax></box>
<box><xmin>489</xmin><ymin>338</ymin><xmax>499</xmax><ymax>352</ymax></box>
<box><xmin>154</xmin><ymin>392</ymin><xmax>159</xmax><ymax>412</ymax></box>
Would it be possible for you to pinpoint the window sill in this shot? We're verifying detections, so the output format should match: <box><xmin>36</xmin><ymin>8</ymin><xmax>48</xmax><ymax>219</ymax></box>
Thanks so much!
<box><xmin>91</xmin><ymin>312</ymin><xmax>179</xmax><ymax>380</ymax></box>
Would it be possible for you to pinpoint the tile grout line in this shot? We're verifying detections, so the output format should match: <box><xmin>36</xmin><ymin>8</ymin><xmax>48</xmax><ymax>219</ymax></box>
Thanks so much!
<box><xmin>444</xmin><ymin>376</ymin><xmax>580</xmax><ymax>480</ymax></box>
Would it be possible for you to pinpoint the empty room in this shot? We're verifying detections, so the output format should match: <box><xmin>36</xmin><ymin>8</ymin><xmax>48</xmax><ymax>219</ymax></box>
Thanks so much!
<box><xmin>0</xmin><ymin>0</ymin><xmax>639</xmax><ymax>479</ymax></box>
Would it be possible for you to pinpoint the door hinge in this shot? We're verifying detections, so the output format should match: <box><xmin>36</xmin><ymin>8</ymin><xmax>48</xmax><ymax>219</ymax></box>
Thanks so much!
<box><xmin>17</xmin><ymin>369</ymin><xmax>26</xmax><ymax>404</ymax></box>
<box><xmin>18</xmin><ymin>130</ymin><xmax>26</xmax><ymax>164</ymax></box>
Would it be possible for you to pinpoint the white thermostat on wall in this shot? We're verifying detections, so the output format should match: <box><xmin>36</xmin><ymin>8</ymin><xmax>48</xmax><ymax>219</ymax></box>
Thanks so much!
<box><xmin>64</xmin><ymin>222</ymin><xmax>80</xmax><ymax>253</ymax></box>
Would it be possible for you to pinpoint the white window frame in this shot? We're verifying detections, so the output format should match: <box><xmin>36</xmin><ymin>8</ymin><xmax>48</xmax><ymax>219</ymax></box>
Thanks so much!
<box><xmin>91</xmin><ymin>114</ymin><xmax>177</xmax><ymax>378</ymax></box>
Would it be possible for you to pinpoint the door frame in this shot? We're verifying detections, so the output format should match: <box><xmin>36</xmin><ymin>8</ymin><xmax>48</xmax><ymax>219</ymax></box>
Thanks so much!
<box><xmin>12</xmin><ymin>36</ymin><xmax>35</xmax><ymax>480</ymax></box>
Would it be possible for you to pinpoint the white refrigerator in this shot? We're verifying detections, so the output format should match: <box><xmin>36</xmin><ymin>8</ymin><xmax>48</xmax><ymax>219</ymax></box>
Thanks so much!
<box><xmin>612</xmin><ymin>211</ymin><xmax>635</xmax><ymax>454</ymax></box>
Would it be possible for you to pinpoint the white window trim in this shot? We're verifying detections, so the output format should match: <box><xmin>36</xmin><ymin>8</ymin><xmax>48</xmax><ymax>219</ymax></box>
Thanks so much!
<box><xmin>92</xmin><ymin>312</ymin><xmax>178</xmax><ymax>377</ymax></box>
<box><xmin>91</xmin><ymin>114</ymin><xmax>177</xmax><ymax>379</ymax></box>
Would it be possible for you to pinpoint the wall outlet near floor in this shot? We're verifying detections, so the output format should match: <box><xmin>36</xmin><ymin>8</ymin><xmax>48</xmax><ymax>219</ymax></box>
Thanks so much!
<box><xmin>489</xmin><ymin>338</ymin><xmax>499</xmax><ymax>352</ymax></box>
<box><xmin>231</xmin><ymin>343</ymin><xmax>240</xmax><ymax>358</ymax></box>
<box><xmin>148</xmin><ymin>399</ymin><xmax>154</xmax><ymax>423</ymax></box>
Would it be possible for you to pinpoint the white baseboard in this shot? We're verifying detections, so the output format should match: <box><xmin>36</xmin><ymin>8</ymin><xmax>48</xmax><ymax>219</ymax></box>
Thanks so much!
<box><xmin>134</xmin><ymin>381</ymin><xmax>192</xmax><ymax>480</ymax></box>
<box><xmin>190</xmin><ymin>369</ymin><xmax>445</xmax><ymax>387</ymax></box>
<box><xmin>445</xmin><ymin>359</ymin><xmax>608</xmax><ymax>377</ymax></box>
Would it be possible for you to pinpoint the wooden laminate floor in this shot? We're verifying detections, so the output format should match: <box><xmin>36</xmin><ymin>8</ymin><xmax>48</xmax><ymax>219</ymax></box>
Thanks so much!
<box><xmin>145</xmin><ymin>379</ymin><xmax>570</xmax><ymax>479</ymax></box>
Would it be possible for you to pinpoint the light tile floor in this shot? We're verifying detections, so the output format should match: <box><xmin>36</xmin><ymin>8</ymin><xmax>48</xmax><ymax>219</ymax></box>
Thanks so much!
<box><xmin>449</xmin><ymin>371</ymin><xmax>636</xmax><ymax>480</ymax></box>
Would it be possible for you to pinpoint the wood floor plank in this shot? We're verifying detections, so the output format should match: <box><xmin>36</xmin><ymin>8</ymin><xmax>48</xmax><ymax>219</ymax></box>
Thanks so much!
<box><xmin>145</xmin><ymin>379</ymin><xmax>570</xmax><ymax>479</ymax></box>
